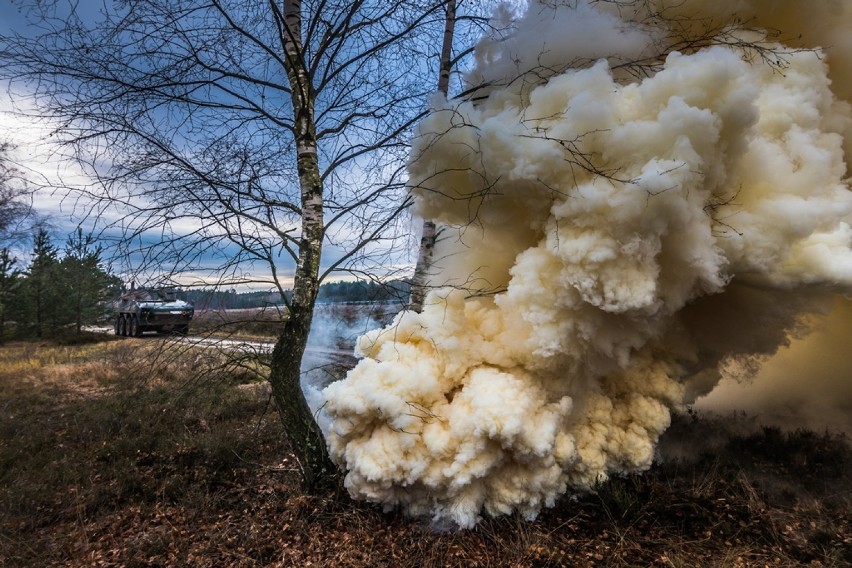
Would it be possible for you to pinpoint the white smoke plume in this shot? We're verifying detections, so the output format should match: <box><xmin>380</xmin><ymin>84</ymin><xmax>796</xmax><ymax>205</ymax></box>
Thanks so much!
<box><xmin>321</xmin><ymin>0</ymin><xmax>852</xmax><ymax>528</ymax></box>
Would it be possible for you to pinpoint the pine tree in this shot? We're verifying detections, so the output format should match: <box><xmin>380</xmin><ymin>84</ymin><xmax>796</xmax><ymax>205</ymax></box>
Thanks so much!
<box><xmin>61</xmin><ymin>228</ymin><xmax>120</xmax><ymax>334</ymax></box>
<box><xmin>24</xmin><ymin>228</ymin><xmax>61</xmax><ymax>338</ymax></box>
<box><xmin>0</xmin><ymin>248</ymin><xmax>20</xmax><ymax>340</ymax></box>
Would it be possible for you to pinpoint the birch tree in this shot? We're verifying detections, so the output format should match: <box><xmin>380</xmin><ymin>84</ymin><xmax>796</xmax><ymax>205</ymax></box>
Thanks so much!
<box><xmin>0</xmin><ymin>0</ymin><xmax>472</xmax><ymax>490</ymax></box>
<box><xmin>408</xmin><ymin>0</ymin><xmax>455</xmax><ymax>312</ymax></box>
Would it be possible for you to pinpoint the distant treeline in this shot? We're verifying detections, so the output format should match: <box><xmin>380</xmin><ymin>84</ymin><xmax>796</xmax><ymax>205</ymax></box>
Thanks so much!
<box><xmin>185</xmin><ymin>279</ymin><xmax>411</xmax><ymax>311</ymax></box>
<box><xmin>316</xmin><ymin>279</ymin><xmax>410</xmax><ymax>304</ymax></box>
<box><xmin>183</xmin><ymin>289</ymin><xmax>280</xmax><ymax>311</ymax></box>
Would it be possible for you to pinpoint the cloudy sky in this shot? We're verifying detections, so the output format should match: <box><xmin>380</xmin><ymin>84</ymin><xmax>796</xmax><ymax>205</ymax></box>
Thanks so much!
<box><xmin>1</xmin><ymin>2</ymin><xmax>100</xmax><ymax>231</ymax></box>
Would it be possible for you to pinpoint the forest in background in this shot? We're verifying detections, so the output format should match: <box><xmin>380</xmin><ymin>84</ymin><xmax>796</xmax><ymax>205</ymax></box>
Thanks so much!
<box><xmin>0</xmin><ymin>228</ymin><xmax>120</xmax><ymax>339</ymax></box>
<box><xmin>0</xmin><ymin>224</ymin><xmax>408</xmax><ymax>341</ymax></box>
<box><xmin>184</xmin><ymin>279</ymin><xmax>410</xmax><ymax>311</ymax></box>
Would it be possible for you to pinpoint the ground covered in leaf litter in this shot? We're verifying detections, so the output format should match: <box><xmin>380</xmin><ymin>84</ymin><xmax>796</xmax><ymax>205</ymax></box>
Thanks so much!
<box><xmin>0</xmin><ymin>336</ymin><xmax>849</xmax><ymax>567</ymax></box>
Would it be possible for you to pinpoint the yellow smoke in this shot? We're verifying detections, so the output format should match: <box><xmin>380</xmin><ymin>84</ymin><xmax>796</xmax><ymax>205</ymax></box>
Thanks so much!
<box><xmin>695</xmin><ymin>295</ymin><xmax>852</xmax><ymax>433</ymax></box>
<box><xmin>322</xmin><ymin>0</ymin><xmax>852</xmax><ymax>528</ymax></box>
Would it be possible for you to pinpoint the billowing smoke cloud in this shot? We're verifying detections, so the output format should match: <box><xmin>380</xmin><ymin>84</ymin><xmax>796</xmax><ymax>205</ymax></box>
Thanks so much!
<box><xmin>321</xmin><ymin>0</ymin><xmax>852</xmax><ymax>528</ymax></box>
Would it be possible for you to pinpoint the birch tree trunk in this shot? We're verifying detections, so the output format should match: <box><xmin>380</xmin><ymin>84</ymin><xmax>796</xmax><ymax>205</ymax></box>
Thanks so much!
<box><xmin>268</xmin><ymin>0</ymin><xmax>337</xmax><ymax>492</ymax></box>
<box><xmin>0</xmin><ymin>0</ymin><xmax>467</xmax><ymax>491</ymax></box>
<box><xmin>409</xmin><ymin>0</ymin><xmax>456</xmax><ymax>312</ymax></box>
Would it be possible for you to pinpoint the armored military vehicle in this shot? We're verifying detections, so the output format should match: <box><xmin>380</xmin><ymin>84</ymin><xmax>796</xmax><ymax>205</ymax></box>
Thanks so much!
<box><xmin>114</xmin><ymin>288</ymin><xmax>194</xmax><ymax>336</ymax></box>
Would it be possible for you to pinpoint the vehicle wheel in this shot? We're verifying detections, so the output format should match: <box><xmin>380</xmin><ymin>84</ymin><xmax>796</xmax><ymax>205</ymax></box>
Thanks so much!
<box><xmin>118</xmin><ymin>316</ymin><xmax>127</xmax><ymax>336</ymax></box>
<box><xmin>129</xmin><ymin>316</ymin><xmax>141</xmax><ymax>337</ymax></box>
<box><xmin>114</xmin><ymin>317</ymin><xmax>120</xmax><ymax>335</ymax></box>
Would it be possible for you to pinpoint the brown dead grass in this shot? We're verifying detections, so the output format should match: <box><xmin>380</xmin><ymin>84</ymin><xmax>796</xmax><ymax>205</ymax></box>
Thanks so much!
<box><xmin>0</xmin><ymin>337</ymin><xmax>849</xmax><ymax>567</ymax></box>
<box><xmin>190</xmin><ymin>307</ymin><xmax>287</xmax><ymax>341</ymax></box>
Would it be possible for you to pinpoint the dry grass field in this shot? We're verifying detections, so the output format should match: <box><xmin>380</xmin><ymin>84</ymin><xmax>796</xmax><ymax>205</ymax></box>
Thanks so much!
<box><xmin>0</xmin><ymin>335</ymin><xmax>849</xmax><ymax>566</ymax></box>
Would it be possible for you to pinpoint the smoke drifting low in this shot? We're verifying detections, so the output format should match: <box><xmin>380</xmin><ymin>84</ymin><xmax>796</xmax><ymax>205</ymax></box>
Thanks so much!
<box><xmin>322</xmin><ymin>0</ymin><xmax>852</xmax><ymax>528</ymax></box>
<box><xmin>694</xmin><ymin>295</ymin><xmax>852</xmax><ymax>433</ymax></box>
